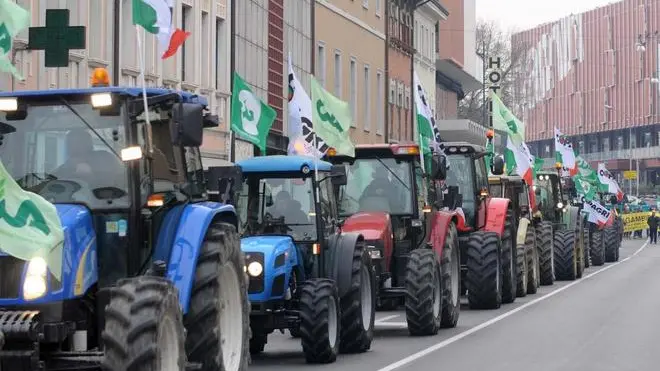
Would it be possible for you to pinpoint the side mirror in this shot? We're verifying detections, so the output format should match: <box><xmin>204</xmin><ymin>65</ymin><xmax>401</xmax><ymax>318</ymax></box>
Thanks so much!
<box><xmin>330</xmin><ymin>165</ymin><xmax>347</xmax><ymax>186</ymax></box>
<box><xmin>430</xmin><ymin>153</ymin><xmax>447</xmax><ymax>180</ymax></box>
<box><xmin>171</xmin><ymin>103</ymin><xmax>204</xmax><ymax>147</ymax></box>
<box><xmin>491</xmin><ymin>155</ymin><xmax>505</xmax><ymax>175</ymax></box>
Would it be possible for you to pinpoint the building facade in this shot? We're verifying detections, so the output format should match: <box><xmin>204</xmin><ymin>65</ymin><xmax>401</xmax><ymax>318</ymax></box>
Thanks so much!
<box><xmin>387</xmin><ymin>0</ymin><xmax>414</xmax><ymax>143</ymax></box>
<box><xmin>315</xmin><ymin>0</ymin><xmax>386</xmax><ymax>144</ymax></box>
<box><xmin>0</xmin><ymin>0</ymin><xmax>233</xmax><ymax>165</ymax></box>
<box><xmin>512</xmin><ymin>0</ymin><xmax>660</xmax><ymax>190</ymax></box>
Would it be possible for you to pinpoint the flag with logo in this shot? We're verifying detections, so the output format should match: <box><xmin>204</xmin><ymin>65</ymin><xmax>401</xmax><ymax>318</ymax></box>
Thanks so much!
<box><xmin>413</xmin><ymin>71</ymin><xmax>444</xmax><ymax>164</ymax></box>
<box><xmin>491</xmin><ymin>92</ymin><xmax>525</xmax><ymax>144</ymax></box>
<box><xmin>287</xmin><ymin>57</ymin><xmax>328</xmax><ymax>157</ymax></box>
<box><xmin>597</xmin><ymin>163</ymin><xmax>624</xmax><ymax>201</ymax></box>
<box><xmin>575</xmin><ymin>156</ymin><xmax>599</xmax><ymax>185</ymax></box>
<box><xmin>132</xmin><ymin>0</ymin><xmax>190</xmax><ymax>59</ymax></box>
<box><xmin>574</xmin><ymin>175</ymin><xmax>596</xmax><ymax>201</ymax></box>
<box><xmin>230</xmin><ymin>72</ymin><xmax>276</xmax><ymax>152</ymax></box>
<box><xmin>582</xmin><ymin>198</ymin><xmax>612</xmax><ymax>227</ymax></box>
<box><xmin>0</xmin><ymin>0</ymin><xmax>30</xmax><ymax>79</ymax></box>
<box><xmin>554</xmin><ymin>127</ymin><xmax>578</xmax><ymax>177</ymax></box>
<box><xmin>0</xmin><ymin>160</ymin><xmax>63</xmax><ymax>280</ymax></box>
<box><xmin>310</xmin><ymin>77</ymin><xmax>355</xmax><ymax>157</ymax></box>
<box><xmin>504</xmin><ymin>135</ymin><xmax>534</xmax><ymax>186</ymax></box>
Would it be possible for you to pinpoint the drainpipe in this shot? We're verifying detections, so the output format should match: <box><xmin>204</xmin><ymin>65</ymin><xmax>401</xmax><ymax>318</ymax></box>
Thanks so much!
<box><xmin>410</xmin><ymin>1</ymin><xmax>415</xmax><ymax>142</ymax></box>
<box><xmin>384</xmin><ymin>0</ymin><xmax>390</xmax><ymax>143</ymax></box>
<box><xmin>113</xmin><ymin>0</ymin><xmax>120</xmax><ymax>86</ymax></box>
<box><xmin>229</xmin><ymin>0</ymin><xmax>236</xmax><ymax>162</ymax></box>
<box><xmin>311</xmin><ymin>0</ymin><xmax>315</xmax><ymax>75</ymax></box>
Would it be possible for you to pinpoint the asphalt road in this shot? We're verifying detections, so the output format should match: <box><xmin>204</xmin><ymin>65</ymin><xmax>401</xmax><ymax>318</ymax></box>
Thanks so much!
<box><xmin>249</xmin><ymin>238</ymin><xmax>654</xmax><ymax>371</ymax></box>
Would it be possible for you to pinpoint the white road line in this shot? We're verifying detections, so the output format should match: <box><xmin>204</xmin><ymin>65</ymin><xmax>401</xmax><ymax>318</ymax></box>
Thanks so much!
<box><xmin>376</xmin><ymin>315</ymin><xmax>400</xmax><ymax>323</ymax></box>
<box><xmin>377</xmin><ymin>241</ymin><xmax>649</xmax><ymax>371</ymax></box>
<box><xmin>376</xmin><ymin>322</ymin><xmax>407</xmax><ymax>327</ymax></box>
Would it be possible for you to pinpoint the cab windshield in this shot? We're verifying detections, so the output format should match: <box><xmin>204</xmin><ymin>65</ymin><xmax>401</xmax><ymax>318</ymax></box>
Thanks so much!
<box><xmin>336</xmin><ymin>158</ymin><xmax>414</xmax><ymax>216</ymax></box>
<box><xmin>536</xmin><ymin>175</ymin><xmax>561</xmax><ymax>220</ymax></box>
<box><xmin>0</xmin><ymin>98</ymin><xmax>128</xmax><ymax>209</ymax></box>
<box><xmin>237</xmin><ymin>175</ymin><xmax>317</xmax><ymax>241</ymax></box>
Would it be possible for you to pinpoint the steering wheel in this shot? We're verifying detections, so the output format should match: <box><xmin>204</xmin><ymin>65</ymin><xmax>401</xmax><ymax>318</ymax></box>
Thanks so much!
<box><xmin>38</xmin><ymin>178</ymin><xmax>93</xmax><ymax>204</ymax></box>
<box><xmin>263</xmin><ymin>212</ymin><xmax>293</xmax><ymax>232</ymax></box>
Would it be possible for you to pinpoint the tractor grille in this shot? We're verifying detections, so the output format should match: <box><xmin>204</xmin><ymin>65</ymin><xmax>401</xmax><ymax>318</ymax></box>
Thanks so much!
<box><xmin>245</xmin><ymin>252</ymin><xmax>265</xmax><ymax>294</ymax></box>
<box><xmin>0</xmin><ymin>256</ymin><xmax>25</xmax><ymax>299</ymax></box>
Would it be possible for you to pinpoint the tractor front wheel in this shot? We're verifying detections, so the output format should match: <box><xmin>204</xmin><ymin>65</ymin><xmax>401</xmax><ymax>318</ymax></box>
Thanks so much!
<box><xmin>590</xmin><ymin>229</ymin><xmax>605</xmax><ymax>266</ymax></box>
<box><xmin>553</xmin><ymin>230</ymin><xmax>578</xmax><ymax>281</ymax></box>
<box><xmin>405</xmin><ymin>249</ymin><xmax>442</xmax><ymax>335</ymax></box>
<box><xmin>583</xmin><ymin>228</ymin><xmax>591</xmax><ymax>268</ymax></box>
<box><xmin>299</xmin><ymin>279</ymin><xmax>341</xmax><ymax>364</ymax></box>
<box><xmin>604</xmin><ymin>227</ymin><xmax>619</xmax><ymax>263</ymax></box>
<box><xmin>501</xmin><ymin>210</ymin><xmax>517</xmax><ymax>304</ymax></box>
<box><xmin>440</xmin><ymin>223</ymin><xmax>460</xmax><ymax>328</ymax></box>
<box><xmin>465</xmin><ymin>232</ymin><xmax>502</xmax><ymax>309</ymax></box>
<box><xmin>184</xmin><ymin>223</ymin><xmax>250</xmax><ymax>371</ymax></box>
<box><xmin>535</xmin><ymin>222</ymin><xmax>554</xmax><ymax>286</ymax></box>
<box><xmin>101</xmin><ymin>276</ymin><xmax>187</xmax><ymax>371</ymax></box>
<box><xmin>524</xmin><ymin>227</ymin><xmax>539</xmax><ymax>295</ymax></box>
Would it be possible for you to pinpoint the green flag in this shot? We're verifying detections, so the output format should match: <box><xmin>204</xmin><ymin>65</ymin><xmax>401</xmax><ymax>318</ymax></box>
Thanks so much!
<box><xmin>0</xmin><ymin>0</ymin><xmax>30</xmax><ymax>80</ymax></box>
<box><xmin>574</xmin><ymin>175</ymin><xmax>596</xmax><ymax>201</ymax></box>
<box><xmin>491</xmin><ymin>93</ymin><xmax>525</xmax><ymax>144</ymax></box>
<box><xmin>0</xmin><ymin>160</ymin><xmax>64</xmax><ymax>280</ymax></box>
<box><xmin>310</xmin><ymin>77</ymin><xmax>355</xmax><ymax>157</ymax></box>
<box><xmin>575</xmin><ymin>155</ymin><xmax>599</xmax><ymax>185</ymax></box>
<box><xmin>230</xmin><ymin>72</ymin><xmax>276</xmax><ymax>153</ymax></box>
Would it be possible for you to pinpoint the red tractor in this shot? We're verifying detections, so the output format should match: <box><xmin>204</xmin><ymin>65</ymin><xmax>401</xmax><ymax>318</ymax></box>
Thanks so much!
<box><xmin>326</xmin><ymin>143</ymin><xmax>461</xmax><ymax>335</ymax></box>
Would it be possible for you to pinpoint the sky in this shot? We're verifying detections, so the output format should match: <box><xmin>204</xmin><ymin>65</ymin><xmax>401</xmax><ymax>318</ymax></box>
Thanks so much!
<box><xmin>475</xmin><ymin>0</ymin><xmax>615</xmax><ymax>31</ymax></box>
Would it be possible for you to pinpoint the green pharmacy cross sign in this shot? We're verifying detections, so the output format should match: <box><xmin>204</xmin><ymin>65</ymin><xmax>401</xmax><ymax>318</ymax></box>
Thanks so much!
<box><xmin>28</xmin><ymin>9</ymin><xmax>86</xmax><ymax>68</ymax></box>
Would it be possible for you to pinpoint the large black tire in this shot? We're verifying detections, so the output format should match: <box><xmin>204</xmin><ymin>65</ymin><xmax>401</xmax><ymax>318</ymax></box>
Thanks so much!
<box><xmin>515</xmin><ymin>244</ymin><xmax>528</xmax><ymax>297</ymax></box>
<box><xmin>405</xmin><ymin>249</ymin><xmax>442</xmax><ymax>335</ymax></box>
<box><xmin>524</xmin><ymin>226</ymin><xmax>540</xmax><ymax>295</ymax></box>
<box><xmin>101</xmin><ymin>276</ymin><xmax>187</xmax><ymax>370</ymax></box>
<box><xmin>582</xmin><ymin>227</ymin><xmax>591</xmax><ymax>268</ymax></box>
<box><xmin>590</xmin><ymin>229</ymin><xmax>605</xmax><ymax>266</ymax></box>
<box><xmin>299</xmin><ymin>279</ymin><xmax>341</xmax><ymax>364</ymax></box>
<box><xmin>535</xmin><ymin>222</ymin><xmax>554</xmax><ymax>286</ymax></box>
<box><xmin>604</xmin><ymin>227</ymin><xmax>619</xmax><ymax>263</ymax></box>
<box><xmin>501</xmin><ymin>210</ymin><xmax>517</xmax><ymax>304</ymax></box>
<box><xmin>575</xmin><ymin>221</ymin><xmax>585</xmax><ymax>279</ymax></box>
<box><xmin>553</xmin><ymin>230</ymin><xmax>578</xmax><ymax>281</ymax></box>
<box><xmin>184</xmin><ymin>223</ymin><xmax>249</xmax><ymax>371</ymax></box>
<box><xmin>440</xmin><ymin>223</ymin><xmax>460</xmax><ymax>328</ymax></box>
<box><xmin>339</xmin><ymin>240</ymin><xmax>375</xmax><ymax>353</ymax></box>
<box><xmin>465</xmin><ymin>231</ymin><xmax>502</xmax><ymax>310</ymax></box>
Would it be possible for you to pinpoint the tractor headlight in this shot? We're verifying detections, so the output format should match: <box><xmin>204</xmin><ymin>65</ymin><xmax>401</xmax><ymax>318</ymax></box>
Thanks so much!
<box><xmin>23</xmin><ymin>257</ymin><xmax>48</xmax><ymax>300</ymax></box>
<box><xmin>247</xmin><ymin>261</ymin><xmax>263</xmax><ymax>277</ymax></box>
<box><xmin>557</xmin><ymin>202</ymin><xmax>564</xmax><ymax>209</ymax></box>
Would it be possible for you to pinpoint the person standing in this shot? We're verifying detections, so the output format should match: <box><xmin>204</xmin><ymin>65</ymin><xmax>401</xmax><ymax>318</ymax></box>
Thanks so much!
<box><xmin>648</xmin><ymin>211</ymin><xmax>658</xmax><ymax>244</ymax></box>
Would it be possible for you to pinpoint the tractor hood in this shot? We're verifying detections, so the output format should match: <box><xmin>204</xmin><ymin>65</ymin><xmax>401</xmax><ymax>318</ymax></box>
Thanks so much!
<box><xmin>0</xmin><ymin>204</ymin><xmax>98</xmax><ymax>306</ymax></box>
<box><xmin>241</xmin><ymin>235</ymin><xmax>297</xmax><ymax>265</ymax></box>
<box><xmin>342</xmin><ymin>212</ymin><xmax>392</xmax><ymax>240</ymax></box>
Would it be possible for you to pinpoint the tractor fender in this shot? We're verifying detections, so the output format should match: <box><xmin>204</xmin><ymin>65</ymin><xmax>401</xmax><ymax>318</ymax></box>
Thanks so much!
<box><xmin>157</xmin><ymin>201</ymin><xmax>238</xmax><ymax>313</ymax></box>
<box><xmin>484</xmin><ymin>197</ymin><xmax>511</xmax><ymax>237</ymax></box>
<box><xmin>428</xmin><ymin>210</ymin><xmax>457</xmax><ymax>259</ymax></box>
<box><xmin>342</xmin><ymin>211</ymin><xmax>393</xmax><ymax>268</ymax></box>
<box><xmin>517</xmin><ymin>218</ymin><xmax>530</xmax><ymax>246</ymax></box>
<box><xmin>326</xmin><ymin>232</ymin><xmax>364</xmax><ymax>298</ymax></box>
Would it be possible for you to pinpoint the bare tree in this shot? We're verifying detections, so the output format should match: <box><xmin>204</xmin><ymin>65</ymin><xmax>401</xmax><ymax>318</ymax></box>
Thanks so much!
<box><xmin>459</xmin><ymin>20</ymin><xmax>529</xmax><ymax>125</ymax></box>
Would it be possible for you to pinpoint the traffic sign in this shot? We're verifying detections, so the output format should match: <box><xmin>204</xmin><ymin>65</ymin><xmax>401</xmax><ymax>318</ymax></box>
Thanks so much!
<box><xmin>623</xmin><ymin>170</ymin><xmax>637</xmax><ymax>180</ymax></box>
<box><xmin>28</xmin><ymin>9</ymin><xmax>86</xmax><ymax>68</ymax></box>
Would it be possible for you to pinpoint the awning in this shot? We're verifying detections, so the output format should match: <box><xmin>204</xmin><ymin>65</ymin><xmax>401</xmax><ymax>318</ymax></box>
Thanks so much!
<box><xmin>436</xmin><ymin>119</ymin><xmax>505</xmax><ymax>148</ymax></box>
<box><xmin>435</xmin><ymin>58</ymin><xmax>482</xmax><ymax>92</ymax></box>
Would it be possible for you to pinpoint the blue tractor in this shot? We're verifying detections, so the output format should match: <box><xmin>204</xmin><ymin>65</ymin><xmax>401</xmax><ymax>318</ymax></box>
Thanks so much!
<box><xmin>228</xmin><ymin>156</ymin><xmax>376</xmax><ymax>363</ymax></box>
<box><xmin>0</xmin><ymin>74</ymin><xmax>250</xmax><ymax>370</ymax></box>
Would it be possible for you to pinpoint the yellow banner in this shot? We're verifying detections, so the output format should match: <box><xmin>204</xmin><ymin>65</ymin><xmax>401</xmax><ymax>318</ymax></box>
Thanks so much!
<box><xmin>622</xmin><ymin>212</ymin><xmax>652</xmax><ymax>232</ymax></box>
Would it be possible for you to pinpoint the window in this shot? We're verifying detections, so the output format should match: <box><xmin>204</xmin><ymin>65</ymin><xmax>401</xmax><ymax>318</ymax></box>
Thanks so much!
<box><xmin>334</xmin><ymin>51</ymin><xmax>342</xmax><ymax>97</ymax></box>
<box><xmin>318</xmin><ymin>179</ymin><xmax>336</xmax><ymax>238</ymax></box>
<box><xmin>362</xmin><ymin>0</ymin><xmax>368</xmax><ymax>8</ymax></box>
<box><xmin>363</xmin><ymin>65</ymin><xmax>371</xmax><ymax>131</ymax></box>
<box><xmin>317</xmin><ymin>43</ymin><xmax>326</xmax><ymax>86</ymax></box>
<box><xmin>389</xmin><ymin>78</ymin><xmax>396</xmax><ymax>104</ymax></box>
<box><xmin>376</xmin><ymin>0</ymin><xmax>381</xmax><ymax>16</ymax></box>
<box><xmin>350</xmin><ymin>57</ymin><xmax>357</xmax><ymax>126</ymax></box>
<box><xmin>201</xmin><ymin>11</ymin><xmax>210</xmax><ymax>85</ymax></box>
<box><xmin>376</xmin><ymin>70</ymin><xmax>384</xmax><ymax>135</ymax></box>
<box><xmin>181</xmin><ymin>4</ymin><xmax>192</xmax><ymax>81</ymax></box>
<box><xmin>215</xmin><ymin>18</ymin><xmax>225</xmax><ymax>90</ymax></box>
<box><xmin>602</xmin><ymin>137</ymin><xmax>610</xmax><ymax>151</ymax></box>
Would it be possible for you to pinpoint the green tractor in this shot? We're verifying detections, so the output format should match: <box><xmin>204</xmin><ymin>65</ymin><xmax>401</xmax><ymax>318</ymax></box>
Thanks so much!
<box><xmin>534</xmin><ymin>170</ymin><xmax>586</xmax><ymax>281</ymax></box>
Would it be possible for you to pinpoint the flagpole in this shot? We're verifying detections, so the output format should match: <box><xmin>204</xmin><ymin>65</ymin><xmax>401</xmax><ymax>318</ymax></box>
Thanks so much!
<box><xmin>135</xmin><ymin>26</ymin><xmax>153</xmax><ymax>156</ymax></box>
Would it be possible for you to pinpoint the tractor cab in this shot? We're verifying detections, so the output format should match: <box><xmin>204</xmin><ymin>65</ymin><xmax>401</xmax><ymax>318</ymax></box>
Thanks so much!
<box><xmin>443</xmin><ymin>141</ymin><xmax>503</xmax><ymax>230</ymax></box>
<box><xmin>534</xmin><ymin>171</ymin><xmax>567</xmax><ymax>224</ymax></box>
<box><xmin>488</xmin><ymin>175</ymin><xmax>533</xmax><ymax>223</ymax></box>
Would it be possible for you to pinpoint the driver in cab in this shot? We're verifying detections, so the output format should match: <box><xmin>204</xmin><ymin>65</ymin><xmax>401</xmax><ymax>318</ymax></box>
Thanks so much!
<box><xmin>267</xmin><ymin>191</ymin><xmax>309</xmax><ymax>224</ymax></box>
<box><xmin>360</xmin><ymin>168</ymin><xmax>405</xmax><ymax>212</ymax></box>
<box><xmin>54</xmin><ymin>130</ymin><xmax>122</xmax><ymax>185</ymax></box>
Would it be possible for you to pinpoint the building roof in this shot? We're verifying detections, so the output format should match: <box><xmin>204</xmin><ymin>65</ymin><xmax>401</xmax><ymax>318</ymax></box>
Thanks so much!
<box><xmin>237</xmin><ymin>155</ymin><xmax>332</xmax><ymax>173</ymax></box>
<box><xmin>0</xmin><ymin>87</ymin><xmax>208</xmax><ymax>106</ymax></box>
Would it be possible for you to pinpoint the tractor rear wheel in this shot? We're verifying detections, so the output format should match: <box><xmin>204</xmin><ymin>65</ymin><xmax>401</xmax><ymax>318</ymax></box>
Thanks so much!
<box><xmin>535</xmin><ymin>222</ymin><xmax>554</xmax><ymax>286</ymax></box>
<box><xmin>184</xmin><ymin>223</ymin><xmax>250</xmax><ymax>371</ymax></box>
<box><xmin>440</xmin><ymin>223</ymin><xmax>460</xmax><ymax>328</ymax></box>
<box><xmin>339</xmin><ymin>240</ymin><xmax>375</xmax><ymax>353</ymax></box>
<box><xmin>515</xmin><ymin>244</ymin><xmax>528</xmax><ymax>297</ymax></box>
<box><xmin>590</xmin><ymin>229</ymin><xmax>605</xmax><ymax>266</ymax></box>
<box><xmin>501</xmin><ymin>210</ymin><xmax>517</xmax><ymax>304</ymax></box>
<box><xmin>465</xmin><ymin>232</ymin><xmax>502</xmax><ymax>310</ymax></box>
<box><xmin>405</xmin><ymin>249</ymin><xmax>442</xmax><ymax>335</ymax></box>
<box><xmin>553</xmin><ymin>230</ymin><xmax>577</xmax><ymax>281</ymax></box>
<box><xmin>299</xmin><ymin>279</ymin><xmax>341</xmax><ymax>363</ymax></box>
<box><xmin>101</xmin><ymin>276</ymin><xmax>187</xmax><ymax>371</ymax></box>
<box><xmin>582</xmin><ymin>228</ymin><xmax>591</xmax><ymax>268</ymax></box>
<box><xmin>524</xmin><ymin>227</ymin><xmax>539</xmax><ymax>295</ymax></box>
<box><xmin>604</xmin><ymin>227</ymin><xmax>619</xmax><ymax>263</ymax></box>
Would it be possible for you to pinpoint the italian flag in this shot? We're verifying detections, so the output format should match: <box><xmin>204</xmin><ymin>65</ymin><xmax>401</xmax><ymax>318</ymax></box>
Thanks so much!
<box><xmin>504</xmin><ymin>135</ymin><xmax>534</xmax><ymax>186</ymax></box>
<box><xmin>554</xmin><ymin>127</ymin><xmax>578</xmax><ymax>176</ymax></box>
<box><xmin>132</xmin><ymin>0</ymin><xmax>189</xmax><ymax>59</ymax></box>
